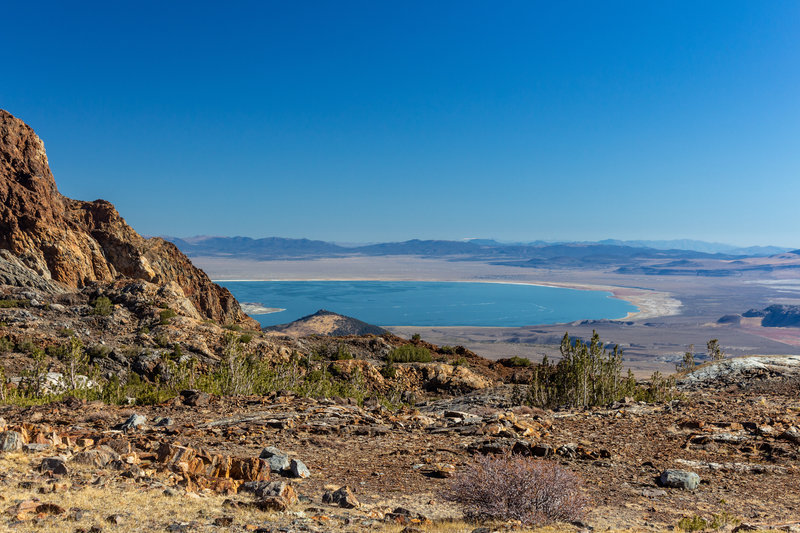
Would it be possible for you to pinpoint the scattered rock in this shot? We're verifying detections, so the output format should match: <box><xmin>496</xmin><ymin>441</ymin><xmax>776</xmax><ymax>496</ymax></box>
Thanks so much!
<box><xmin>71</xmin><ymin>446</ymin><xmax>121</xmax><ymax>468</ymax></box>
<box><xmin>153</xmin><ymin>417</ymin><xmax>174</xmax><ymax>427</ymax></box>
<box><xmin>40</xmin><ymin>457</ymin><xmax>68</xmax><ymax>476</ymax></box>
<box><xmin>23</xmin><ymin>443</ymin><xmax>51</xmax><ymax>453</ymax></box>
<box><xmin>259</xmin><ymin>446</ymin><xmax>291</xmax><ymax>473</ymax></box>
<box><xmin>288</xmin><ymin>459</ymin><xmax>310</xmax><ymax>478</ymax></box>
<box><xmin>253</xmin><ymin>480</ymin><xmax>299</xmax><ymax>512</ymax></box>
<box><xmin>117</xmin><ymin>414</ymin><xmax>146</xmax><ymax>432</ymax></box>
<box><xmin>180</xmin><ymin>390</ymin><xmax>210</xmax><ymax>407</ymax></box>
<box><xmin>322</xmin><ymin>486</ymin><xmax>360</xmax><ymax>508</ymax></box>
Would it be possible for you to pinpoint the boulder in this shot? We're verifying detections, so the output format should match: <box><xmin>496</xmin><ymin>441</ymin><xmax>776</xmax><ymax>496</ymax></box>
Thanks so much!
<box><xmin>252</xmin><ymin>480</ymin><xmax>298</xmax><ymax>512</ymax></box>
<box><xmin>288</xmin><ymin>458</ymin><xmax>310</xmax><ymax>478</ymax></box>
<box><xmin>180</xmin><ymin>390</ymin><xmax>210</xmax><ymax>407</ymax></box>
<box><xmin>40</xmin><ymin>457</ymin><xmax>69</xmax><ymax>476</ymax></box>
<box><xmin>322</xmin><ymin>486</ymin><xmax>360</xmax><ymax>508</ymax></box>
<box><xmin>259</xmin><ymin>446</ymin><xmax>291</xmax><ymax>473</ymax></box>
<box><xmin>70</xmin><ymin>446</ymin><xmax>121</xmax><ymax>468</ymax></box>
<box><xmin>0</xmin><ymin>430</ymin><xmax>23</xmax><ymax>452</ymax></box>
<box><xmin>659</xmin><ymin>469</ymin><xmax>700</xmax><ymax>490</ymax></box>
<box><xmin>118</xmin><ymin>414</ymin><xmax>146</xmax><ymax>432</ymax></box>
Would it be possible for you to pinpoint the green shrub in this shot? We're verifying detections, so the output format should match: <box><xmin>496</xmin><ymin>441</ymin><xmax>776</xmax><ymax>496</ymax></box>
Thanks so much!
<box><xmin>380</xmin><ymin>362</ymin><xmax>397</xmax><ymax>379</ymax></box>
<box><xmin>507</xmin><ymin>356</ymin><xmax>531</xmax><ymax>367</ymax></box>
<box><xmin>411</xmin><ymin>333</ymin><xmax>421</xmax><ymax>342</ymax></box>
<box><xmin>153</xmin><ymin>334</ymin><xmax>170</xmax><ymax>348</ymax></box>
<box><xmin>388</xmin><ymin>344</ymin><xmax>432</xmax><ymax>363</ymax></box>
<box><xmin>16</xmin><ymin>338</ymin><xmax>39</xmax><ymax>355</ymax></box>
<box><xmin>45</xmin><ymin>343</ymin><xmax>70</xmax><ymax>359</ymax></box>
<box><xmin>90</xmin><ymin>296</ymin><xmax>113</xmax><ymax>316</ymax></box>
<box><xmin>526</xmin><ymin>332</ymin><xmax>633</xmax><ymax>408</ymax></box>
<box><xmin>333</xmin><ymin>343</ymin><xmax>353</xmax><ymax>360</ymax></box>
<box><xmin>238</xmin><ymin>334</ymin><xmax>253</xmax><ymax>344</ymax></box>
<box><xmin>525</xmin><ymin>331</ymin><xmax>676</xmax><ymax>408</ymax></box>
<box><xmin>0</xmin><ymin>336</ymin><xmax>13</xmax><ymax>354</ymax></box>
<box><xmin>451</xmin><ymin>357</ymin><xmax>468</xmax><ymax>367</ymax></box>
<box><xmin>677</xmin><ymin>515</ymin><xmax>707</xmax><ymax>532</ymax></box>
<box><xmin>86</xmin><ymin>344</ymin><xmax>112</xmax><ymax>361</ymax></box>
<box><xmin>0</xmin><ymin>299</ymin><xmax>28</xmax><ymax>308</ymax></box>
<box><xmin>58</xmin><ymin>328</ymin><xmax>76</xmax><ymax>337</ymax></box>
<box><xmin>159</xmin><ymin>308</ymin><xmax>177</xmax><ymax>325</ymax></box>
<box><xmin>439</xmin><ymin>345</ymin><xmax>456</xmax><ymax>354</ymax></box>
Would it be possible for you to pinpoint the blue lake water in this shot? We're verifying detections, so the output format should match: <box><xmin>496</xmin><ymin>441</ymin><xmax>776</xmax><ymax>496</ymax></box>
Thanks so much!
<box><xmin>218</xmin><ymin>280</ymin><xmax>638</xmax><ymax>328</ymax></box>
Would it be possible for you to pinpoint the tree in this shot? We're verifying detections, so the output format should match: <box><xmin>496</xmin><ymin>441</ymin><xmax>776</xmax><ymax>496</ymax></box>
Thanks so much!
<box><xmin>707</xmin><ymin>339</ymin><xmax>725</xmax><ymax>362</ymax></box>
<box><xmin>676</xmin><ymin>344</ymin><xmax>695</xmax><ymax>372</ymax></box>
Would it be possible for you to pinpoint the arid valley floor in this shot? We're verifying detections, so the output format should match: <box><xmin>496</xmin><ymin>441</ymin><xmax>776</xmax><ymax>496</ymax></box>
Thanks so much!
<box><xmin>195</xmin><ymin>255</ymin><xmax>800</xmax><ymax>377</ymax></box>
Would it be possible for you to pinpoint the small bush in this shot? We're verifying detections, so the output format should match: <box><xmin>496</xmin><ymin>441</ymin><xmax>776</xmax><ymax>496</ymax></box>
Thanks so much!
<box><xmin>444</xmin><ymin>454</ymin><xmax>586</xmax><ymax>526</ymax></box>
<box><xmin>58</xmin><ymin>328</ymin><xmax>76</xmax><ymax>337</ymax></box>
<box><xmin>0</xmin><ymin>299</ymin><xmax>28</xmax><ymax>308</ymax></box>
<box><xmin>153</xmin><ymin>334</ymin><xmax>170</xmax><ymax>348</ymax></box>
<box><xmin>507</xmin><ymin>356</ymin><xmax>531</xmax><ymax>367</ymax></box>
<box><xmin>159</xmin><ymin>309</ymin><xmax>177</xmax><ymax>325</ymax></box>
<box><xmin>90</xmin><ymin>296</ymin><xmax>113</xmax><ymax>316</ymax></box>
<box><xmin>0</xmin><ymin>336</ymin><xmax>13</xmax><ymax>354</ymax></box>
<box><xmin>439</xmin><ymin>345</ymin><xmax>456</xmax><ymax>354</ymax></box>
<box><xmin>333</xmin><ymin>343</ymin><xmax>353</xmax><ymax>360</ymax></box>
<box><xmin>380</xmin><ymin>362</ymin><xmax>397</xmax><ymax>379</ymax></box>
<box><xmin>411</xmin><ymin>333</ymin><xmax>422</xmax><ymax>342</ymax></box>
<box><xmin>388</xmin><ymin>344</ymin><xmax>432</xmax><ymax>363</ymax></box>
<box><xmin>238</xmin><ymin>334</ymin><xmax>253</xmax><ymax>344</ymax></box>
<box><xmin>677</xmin><ymin>512</ymin><xmax>739</xmax><ymax>532</ymax></box>
<box><xmin>86</xmin><ymin>344</ymin><xmax>112</xmax><ymax>361</ymax></box>
<box><xmin>16</xmin><ymin>338</ymin><xmax>38</xmax><ymax>355</ymax></box>
<box><xmin>451</xmin><ymin>356</ymin><xmax>468</xmax><ymax>367</ymax></box>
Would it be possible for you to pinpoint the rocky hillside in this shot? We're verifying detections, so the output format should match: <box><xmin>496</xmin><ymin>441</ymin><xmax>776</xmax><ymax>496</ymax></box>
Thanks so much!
<box><xmin>0</xmin><ymin>110</ymin><xmax>251</xmax><ymax>326</ymax></box>
<box><xmin>266</xmin><ymin>309</ymin><xmax>387</xmax><ymax>337</ymax></box>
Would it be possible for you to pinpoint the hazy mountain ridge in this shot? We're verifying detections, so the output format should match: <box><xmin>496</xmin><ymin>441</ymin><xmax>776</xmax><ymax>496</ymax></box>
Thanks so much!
<box><xmin>165</xmin><ymin>235</ymin><xmax>774</xmax><ymax>261</ymax></box>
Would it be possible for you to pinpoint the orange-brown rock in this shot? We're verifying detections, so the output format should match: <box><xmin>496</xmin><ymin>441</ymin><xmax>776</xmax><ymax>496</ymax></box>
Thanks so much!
<box><xmin>0</xmin><ymin>109</ymin><xmax>254</xmax><ymax>326</ymax></box>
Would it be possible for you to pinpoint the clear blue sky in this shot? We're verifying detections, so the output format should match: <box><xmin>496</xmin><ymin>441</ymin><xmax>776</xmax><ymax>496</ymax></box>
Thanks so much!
<box><xmin>2</xmin><ymin>1</ymin><xmax>798</xmax><ymax>246</ymax></box>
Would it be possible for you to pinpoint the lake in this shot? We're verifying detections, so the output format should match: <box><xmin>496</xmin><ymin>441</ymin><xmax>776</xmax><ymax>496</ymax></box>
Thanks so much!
<box><xmin>218</xmin><ymin>280</ymin><xmax>637</xmax><ymax>328</ymax></box>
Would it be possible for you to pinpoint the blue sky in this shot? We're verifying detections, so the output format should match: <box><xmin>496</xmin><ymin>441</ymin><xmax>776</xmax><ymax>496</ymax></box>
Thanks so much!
<box><xmin>2</xmin><ymin>1</ymin><xmax>798</xmax><ymax>246</ymax></box>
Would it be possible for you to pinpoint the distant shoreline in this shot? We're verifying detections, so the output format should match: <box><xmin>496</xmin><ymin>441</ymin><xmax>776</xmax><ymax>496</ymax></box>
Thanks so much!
<box><xmin>216</xmin><ymin>277</ymin><xmax>682</xmax><ymax>322</ymax></box>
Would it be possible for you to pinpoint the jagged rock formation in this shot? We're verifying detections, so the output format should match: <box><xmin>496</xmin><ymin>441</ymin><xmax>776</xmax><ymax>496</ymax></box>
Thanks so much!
<box><xmin>266</xmin><ymin>309</ymin><xmax>387</xmax><ymax>337</ymax></box>
<box><xmin>0</xmin><ymin>110</ymin><xmax>253</xmax><ymax>326</ymax></box>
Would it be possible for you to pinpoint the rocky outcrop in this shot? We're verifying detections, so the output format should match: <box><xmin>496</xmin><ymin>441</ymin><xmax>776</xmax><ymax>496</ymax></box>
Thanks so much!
<box><xmin>743</xmin><ymin>305</ymin><xmax>800</xmax><ymax>328</ymax></box>
<box><xmin>266</xmin><ymin>309</ymin><xmax>387</xmax><ymax>337</ymax></box>
<box><xmin>0</xmin><ymin>110</ymin><xmax>253</xmax><ymax>326</ymax></box>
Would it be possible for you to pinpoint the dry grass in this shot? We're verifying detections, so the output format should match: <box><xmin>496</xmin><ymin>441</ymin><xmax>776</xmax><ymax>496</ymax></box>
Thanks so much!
<box><xmin>0</xmin><ymin>452</ymin><xmax>276</xmax><ymax>533</ymax></box>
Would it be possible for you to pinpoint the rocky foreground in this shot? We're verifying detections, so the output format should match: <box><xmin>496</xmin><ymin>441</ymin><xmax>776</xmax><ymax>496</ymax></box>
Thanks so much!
<box><xmin>1</xmin><ymin>369</ymin><xmax>800</xmax><ymax>532</ymax></box>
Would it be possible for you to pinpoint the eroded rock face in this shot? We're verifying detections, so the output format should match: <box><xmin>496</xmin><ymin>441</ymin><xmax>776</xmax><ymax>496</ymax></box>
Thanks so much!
<box><xmin>0</xmin><ymin>110</ymin><xmax>254</xmax><ymax>326</ymax></box>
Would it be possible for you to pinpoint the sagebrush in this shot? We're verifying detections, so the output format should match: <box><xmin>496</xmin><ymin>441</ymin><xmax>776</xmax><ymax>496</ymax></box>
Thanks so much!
<box><xmin>444</xmin><ymin>453</ymin><xmax>586</xmax><ymax>526</ymax></box>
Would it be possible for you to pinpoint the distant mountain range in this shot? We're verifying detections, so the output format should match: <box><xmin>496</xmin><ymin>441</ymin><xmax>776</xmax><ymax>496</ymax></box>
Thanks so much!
<box><xmin>164</xmin><ymin>235</ymin><xmax>789</xmax><ymax>262</ymax></box>
<box><xmin>160</xmin><ymin>236</ymin><xmax>800</xmax><ymax>278</ymax></box>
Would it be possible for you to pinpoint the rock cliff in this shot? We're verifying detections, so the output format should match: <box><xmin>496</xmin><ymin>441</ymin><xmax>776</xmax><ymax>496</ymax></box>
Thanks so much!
<box><xmin>0</xmin><ymin>109</ymin><xmax>253</xmax><ymax>326</ymax></box>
